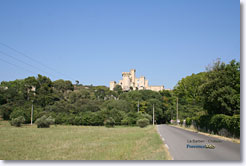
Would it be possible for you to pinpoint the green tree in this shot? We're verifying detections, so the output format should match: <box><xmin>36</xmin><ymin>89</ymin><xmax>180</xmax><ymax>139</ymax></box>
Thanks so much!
<box><xmin>201</xmin><ymin>60</ymin><xmax>240</xmax><ymax>115</ymax></box>
<box><xmin>113</xmin><ymin>85</ymin><xmax>123</xmax><ymax>96</ymax></box>
<box><xmin>173</xmin><ymin>72</ymin><xmax>206</xmax><ymax>119</ymax></box>
<box><xmin>53</xmin><ymin>79</ymin><xmax>74</xmax><ymax>93</ymax></box>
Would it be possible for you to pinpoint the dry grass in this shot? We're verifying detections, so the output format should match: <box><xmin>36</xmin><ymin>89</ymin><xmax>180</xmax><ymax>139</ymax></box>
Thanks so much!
<box><xmin>170</xmin><ymin>124</ymin><xmax>240</xmax><ymax>144</ymax></box>
<box><xmin>0</xmin><ymin>121</ymin><xmax>171</xmax><ymax>160</ymax></box>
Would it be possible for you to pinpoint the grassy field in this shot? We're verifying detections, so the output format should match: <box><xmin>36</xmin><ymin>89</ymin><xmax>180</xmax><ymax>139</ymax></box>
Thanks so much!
<box><xmin>0</xmin><ymin>121</ymin><xmax>171</xmax><ymax>160</ymax></box>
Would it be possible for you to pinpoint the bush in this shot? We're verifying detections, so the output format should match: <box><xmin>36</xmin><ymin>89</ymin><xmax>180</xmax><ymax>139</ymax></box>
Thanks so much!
<box><xmin>229</xmin><ymin>115</ymin><xmax>240</xmax><ymax>138</ymax></box>
<box><xmin>193</xmin><ymin>115</ymin><xmax>212</xmax><ymax>132</ymax></box>
<box><xmin>137</xmin><ymin>118</ymin><xmax>149</xmax><ymax>128</ymax></box>
<box><xmin>121</xmin><ymin>116</ymin><xmax>136</xmax><ymax>126</ymax></box>
<box><xmin>185</xmin><ymin>117</ymin><xmax>192</xmax><ymax>127</ymax></box>
<box><xmin>179</xmin><ymin>119</ymin><xmax>184</xmax><ymax>126</ymax></box>
<box><xmin>10</xmin><ymin>116</ymin><xmax>25</xmax><ymax>127</ymax></box>
<box><xmin>193</xmin><ymin>114</ymin><xmax>240</xmax><ymax>138</ymax></box>
<box><xmin>74</xmin><ymin>115</ymin><xmax>82</xmax><ymax>125</ymax></box>
<box><xmin>121</xmin><ymin>118</ymin><xmax>129</xmax><ymax>125</ymax></box>
<box><xmin>81</xmin><ymin>112</ymin><xmax>104</xmax><ymax>126</ymax></box>
<box><xmin>104</xmin><ymin>117</ymin><xmax>115</xmax><ymax>128</ymax></box>
<box><xmin>209</xmin><ymin>114</ymin><xmax>230</xmax><ymax>135</ymax></box>
<box><xmin>35</xmin><ymin>115</ymin><xmax>55</xmax><ymax>128</ymax></box>
<box><xmin>100</xmin><ymin>109</ymin><xmax>125</xmax><ymax>125</ymax></box>
<box><xmin>120</xmin><ymin>112</ymin><xmax>139</xmax><ymax>126</ymax></box>
<box><xmin>10</xmin><ymin>109</ymin><xmax>25</xmax><ymax>121</ymax></box>
<box><xmin>138</xmin><ymin>113</ymin><xmax>152</xmax><ymax>123</ymax></box>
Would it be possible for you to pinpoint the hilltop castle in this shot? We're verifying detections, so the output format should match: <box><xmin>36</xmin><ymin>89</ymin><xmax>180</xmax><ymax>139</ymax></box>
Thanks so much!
<box><xmin>110</xmin><ymin>69</ymin><xmax>164</xmax><ymax>92</ymax></box>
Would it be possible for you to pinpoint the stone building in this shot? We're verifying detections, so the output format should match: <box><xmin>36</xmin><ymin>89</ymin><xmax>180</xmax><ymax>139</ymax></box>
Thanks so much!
<box><xmin>110</xmin><ymin>69</ymin><xmax>164</xmax><ymax>92</ymax></box>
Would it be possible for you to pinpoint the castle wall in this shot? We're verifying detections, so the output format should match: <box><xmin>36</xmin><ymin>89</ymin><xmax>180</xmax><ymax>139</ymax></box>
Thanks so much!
<box><xmin>148</xmin><ymin>85</ymin><xmax>164</xmax><ymax>92</ymax></box>
<box><xmin>145</xmin><ymin>80</ymin><xmax>149</xmax><ymax>89</ymax></box>
<box><xmin>109</xmin><ymin>81</ymin><xmax>116</xmax><ymax>90</ymax></box>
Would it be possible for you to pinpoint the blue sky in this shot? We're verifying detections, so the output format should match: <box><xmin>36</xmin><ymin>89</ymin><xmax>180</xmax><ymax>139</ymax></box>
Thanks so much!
<box><xmin>0</xmin><ymin>0</ymin><xmax>240</xmax><ymax>89</ymax></box>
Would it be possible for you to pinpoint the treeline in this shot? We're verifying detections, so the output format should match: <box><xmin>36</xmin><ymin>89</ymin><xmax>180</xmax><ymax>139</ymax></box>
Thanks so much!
<box><xmin>0</xmin><ymin>59</ymin><xmax>240</xmax><ymax>137</ymax></box>
<box><xmin>170</xmin><ymin>59</ymin><xmax>240</xmax><ymax>138</ymax></box>
<box><xmin>0</xmin><ymin>75</ymin><xmax>167</xmax><ymax>127</ymax></box>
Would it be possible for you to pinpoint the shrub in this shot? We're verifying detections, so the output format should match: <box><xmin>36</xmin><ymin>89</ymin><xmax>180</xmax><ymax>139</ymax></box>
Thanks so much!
<box><xmin>228</xmin><ymin>115</ymin><xmax>240</xmax><ymax>138</ymax></box>
<box><xmin>74</xmin><ymin>115</ymin><xmax>82</xmax><ymax>125</ymax></box>
<box><xmin>35</xmin><ymin>115</ymin><xmax>55</xmax><ymax>128</ymax></box>
<box><xmin>90</xmin><ymin>113</ymin><xmax>104</xmax><ymax>126</ymax></box>
<box><xmin>120</xmin><ymin>112</ymin><xmax>139</xmax><ymax>126</ymax></box>
<box><xmin>179</xmin><ymin>119</ymin><xmax>184</xmax><ymax>126</ymax></box>
<box><xmin>185</xmin><ymin>117</ymin><xmax>192</xmax><ymax>127</ymax></box>
<box><xmin>100</xmin><ymin>109</ymin><xmax>125</xmax><ymax>125</ymax></box>
<box><xmin>10</xmin><ymin>116</ymin><xmax>25</xmax><ymax>127</ymax></box>
<box><xmin>209</xmin><ymin>114</ymin><xmax>230</xmax><ymax>135</ymax></box>
<box><xmin>193</xmin><ymin>114</ymin><xmax>240</xmax><ymax>138</ymax></box>
<box><xmin>194</xmin><ymin>115</ymin><xmax>212</xmax><ymax>132</ymax></box>
<box><xmin>121</xmin><ymin>116</ymin><xmax>136</xmax><ymax>126</ymax></box>
<box><xmin>81</xmin><ymin>112</ymin><xmax>104</xmax><ymax>126</ymax></box>
<box><xmin>121</xmin><ymin>118</ymin><xmax>129</xmax><ymax>125</ymax></box>
<box><xmin>104</xmin><ymin>117</ymin><xmax>115</xmax><ymax>128</ymax></box>
<box><xmin>65</xmin><ymin>114</ymin><xmax>76</xmax><ymax>125</ymax></box>
<box><xmin>10</xmin><ymin>109</ymin><xmax>25</xmax><ymax>121</ymax></box>
<box><xmin>137</xmin><ymin>118</ymin><xmax>149</xmax><ymax>128</ymax></box>
<box><xmin>138</xmin><ymin>113</ymin><xmax>152</xmax><ymax>123</ymax></box>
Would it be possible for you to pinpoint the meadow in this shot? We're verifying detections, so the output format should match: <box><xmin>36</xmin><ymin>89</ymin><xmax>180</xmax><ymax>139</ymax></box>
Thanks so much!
<box><xmin>0</xmin><ymin>121</ymin><xmax>170</xmax><ymax>160</ymax></box>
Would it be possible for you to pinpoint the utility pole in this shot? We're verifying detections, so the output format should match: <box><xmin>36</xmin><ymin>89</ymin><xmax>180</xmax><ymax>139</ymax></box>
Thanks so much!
<box><xmin>171</xmin><ymin>109</ymin><xmax>173</xmax><ymax>121</ymax></box>
<box><xmin>31</xmin><ymin>100</ymin><xmax>34</xmax><ymax>125</ymax></box>
<box><xmin>153</xmin><ymin>104</ymin><xmax>155</xmax><ymax>126</ymax></box>
<box><xmin>137</xmin><ymin>100</ymin><xmax>139</xmax><ymax>113</ymax></box>
<box><xmin>176</xmin><ymin>97</ymin><xmax>178</xmax><ymax>125</ymax></box>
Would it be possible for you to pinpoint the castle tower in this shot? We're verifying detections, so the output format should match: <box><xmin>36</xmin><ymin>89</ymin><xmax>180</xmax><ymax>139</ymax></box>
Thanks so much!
<box><xmin>109</xmin><ymin>81</ymin><xmax>116</xmax><ymax>91</ymax></box>
<box><xmin>139</xmin><ymin>76</ymin><xmax>145</xmax><ymax>90</ymax></box>
<box><xmin>122</xmin><ymin>72</ymin><xmax>131</xmax><ymax>91</ymax></box>
<box><xmin>130</xmin><ymin>69</ymin><xmax>136</xmax><ymax>89</ymax></box>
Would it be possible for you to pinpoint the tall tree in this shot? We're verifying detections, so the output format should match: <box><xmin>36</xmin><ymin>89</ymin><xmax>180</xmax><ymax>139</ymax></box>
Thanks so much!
<box><xmin>201</xmin><ymin>60</ymin><xmax>240</xmax><ymax>115</ymax></box>
<box><xmin>173</xmin><ymin>72</ymin><xmax>206</xmax><ymax>119</ymax></box>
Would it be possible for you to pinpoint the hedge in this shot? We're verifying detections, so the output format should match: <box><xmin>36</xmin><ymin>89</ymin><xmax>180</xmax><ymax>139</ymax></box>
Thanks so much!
<box><xmin>185</xmin><ymin>117</ymin><xmax>192</xmax><ymax>127</ymax></box>
<box><xmin>104</xmin><ymin>117</ymin><xmax>115</xmax><ymax>128</ymax></box>
<box><xmin>192</xmin><ymin>114</ymin><xmax>240</xmax><ymax>138</ymax></box>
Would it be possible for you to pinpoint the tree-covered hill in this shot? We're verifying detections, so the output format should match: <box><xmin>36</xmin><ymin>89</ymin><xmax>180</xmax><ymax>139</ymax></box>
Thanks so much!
<box><xmin>0</xmin><ymin>59</ymin><xmax>240</xmax><ymax>137</ymax></box>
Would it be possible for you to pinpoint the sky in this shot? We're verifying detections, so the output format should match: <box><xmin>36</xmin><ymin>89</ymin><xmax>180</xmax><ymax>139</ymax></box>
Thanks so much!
<box><xmin>0</xmin><ymin>0</ymin><xmax>240</xmax><ymax>89</ymax></box>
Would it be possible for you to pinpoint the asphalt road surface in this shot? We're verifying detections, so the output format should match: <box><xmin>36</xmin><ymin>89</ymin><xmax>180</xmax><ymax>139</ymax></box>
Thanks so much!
<box><xmin>157</xmin><ymin>124</ymin><xmax>240</xmax><ymax>160</ymax></box>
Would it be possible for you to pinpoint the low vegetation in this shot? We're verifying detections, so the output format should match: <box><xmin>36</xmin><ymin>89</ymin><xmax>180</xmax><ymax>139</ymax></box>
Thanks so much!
<box><xmin>104</xmin><ymin>117</ymin><xmax>115</xmax><ymax>128</ymax></box>
<box><xmin>35</xmin><ymin>115</ymin><xmax>55</xmax><ymax>128</ymax></box>
<box><xmin>137</xmin><ymin>118</ymin><xmax>150</xmax><ymax>128</ymax></box>
<box><xmin>10</xmin><ymin>116</ymin><xmax>25</xmax><ymax>127</ymax></box>
<box><xmin>190</xmin><ymin>114</ymin><xmax>240</xmax><ymax>138</ymax></box>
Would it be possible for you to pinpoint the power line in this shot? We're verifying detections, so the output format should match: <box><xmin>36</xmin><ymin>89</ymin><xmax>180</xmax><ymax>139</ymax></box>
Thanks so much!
<box><xmin>0</xmin><ymin>57</ymin><xmax>37</xmax><ymax>75</ymax></box>
<box><xmin>0</xmin><ymin>50</ymin><xmax>59</xmax><ymax>79</ymax></box>
<box><xmin>0</xmin><ymin>42</ymin><xmax>77</xmax><ymax>82</ymax></box>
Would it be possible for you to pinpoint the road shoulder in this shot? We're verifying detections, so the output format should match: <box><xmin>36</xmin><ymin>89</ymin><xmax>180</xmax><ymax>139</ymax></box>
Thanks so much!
<box><xmin>169</xmin><ymin>124</ymin><xmax>240</xmax><ymax>144</ymax></box>
<box><xmin>155</xmin><ymin>125</ymin><xmax>173</xmax><ymax>160</ymax></box>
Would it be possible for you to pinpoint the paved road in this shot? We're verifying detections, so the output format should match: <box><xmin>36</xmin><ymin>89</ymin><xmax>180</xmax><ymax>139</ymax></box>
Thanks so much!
<box><xmin>157</xmin><ymin>124</ymin><xmax>240</xmax><ymax>160</ymax></box>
